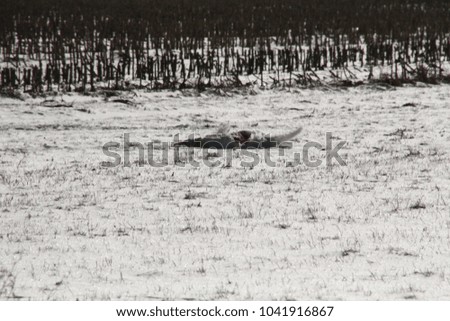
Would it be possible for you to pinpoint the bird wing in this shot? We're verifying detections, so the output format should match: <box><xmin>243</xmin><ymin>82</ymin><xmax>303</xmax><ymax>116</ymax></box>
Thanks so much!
<box><xmin>264</xmin><ymin>127</ymin><xmax>303</xmax><ymax>145</ymax></box>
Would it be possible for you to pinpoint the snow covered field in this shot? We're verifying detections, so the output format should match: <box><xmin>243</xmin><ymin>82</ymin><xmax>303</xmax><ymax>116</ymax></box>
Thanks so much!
<box><xmin>1</xmin><ymin>84</ymin><xmax>450</xmax><ymax>300</ymax></box>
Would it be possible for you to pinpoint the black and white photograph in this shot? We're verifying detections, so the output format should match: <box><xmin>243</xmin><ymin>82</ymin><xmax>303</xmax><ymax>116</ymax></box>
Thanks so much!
<box><xmin>1</xmin><ymin>0</ymin><xmax>450</xmax><ymax>316</ymax></box>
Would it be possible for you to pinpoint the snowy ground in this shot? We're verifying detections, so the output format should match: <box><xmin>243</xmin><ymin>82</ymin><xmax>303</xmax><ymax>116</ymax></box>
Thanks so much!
<box><xmin>1</xmin><ymin>84</ymin><xmax>450</xmax><ymax>300</ymax></box>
